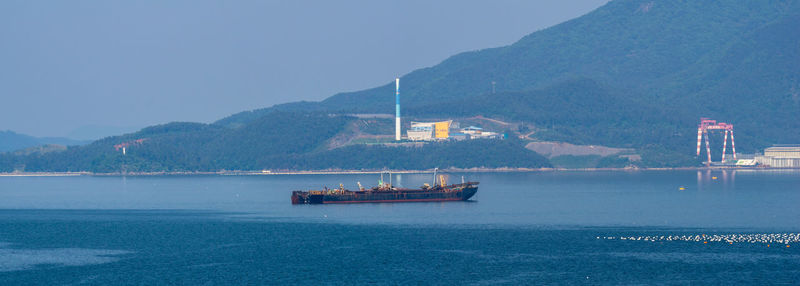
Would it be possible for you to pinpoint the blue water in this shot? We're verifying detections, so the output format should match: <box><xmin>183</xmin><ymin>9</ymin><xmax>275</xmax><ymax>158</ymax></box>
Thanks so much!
<box><xmin>0</xmin><ymin>170</ymin><xmax>798</xmax><ymax>284</ymax></box>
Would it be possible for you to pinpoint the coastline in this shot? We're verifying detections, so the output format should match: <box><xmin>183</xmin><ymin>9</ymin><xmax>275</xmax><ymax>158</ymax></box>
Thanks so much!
<box><xmin>1</xmin><ymin>166</ymin><xmax>797</xmax><ymax>177</ymax></box>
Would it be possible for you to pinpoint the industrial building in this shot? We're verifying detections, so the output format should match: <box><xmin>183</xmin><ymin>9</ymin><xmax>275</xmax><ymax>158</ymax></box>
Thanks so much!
<box><xmin>433</xmin><ymin>121</ymin><xmax>451</xmax><ymax>138</ymax></box>
<box><xmin>407</xmin><ymin>121</ymin><xmax>452</xmax><ymax>141</ymax></box>
<box><xmin>407</xmin><ymin>125</ymin><xmax>434</xmax><ymax>141</ymax></box>
<box><xmin>406</xmin><ymin>122</ymin><xmax>505</xmax><ymax>141</ymax></box>
<box><xmin>392</xmin><ymin>78</ymin><xmax>501</xmax><ymax>142</ymax></box>
<box><xmin>461</xmin><ymin>126</ymin><xmax>500</xmax><ymax>139</ymax></box>
<box><xmin>754</xmin><ymin>145</ymin><xmax>800</xmax><ymax>167</ymax></box>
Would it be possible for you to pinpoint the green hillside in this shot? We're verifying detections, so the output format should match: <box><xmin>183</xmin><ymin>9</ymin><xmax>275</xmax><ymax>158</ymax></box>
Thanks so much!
<box><xmin>416</xmin><ymin>78</ymin><xmax>688</xmax><ymax>147</ymax></box>
<box><xmin>218</xmin><ymin>0</ymin><xmax>800</xmax><ymax>157</ymax></box>
<box><xmin>0</xmin><ymin>112</ymin><xmax>550</xmax><ymax>172</ymax></box>
<box><xmin>319</xmin><ymin>0</ymin><xmax>800</xmax><ymax>111</ymax></box>
<box><xmin>0</xmin><ymin>113</ymin><xmax>341</xmax><ymax>172</ymax></box>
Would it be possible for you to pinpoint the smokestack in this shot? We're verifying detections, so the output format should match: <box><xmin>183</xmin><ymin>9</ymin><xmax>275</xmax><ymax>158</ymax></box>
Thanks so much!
<box><xmin>395</xmin><ymin>78</ymin><xmax>401</xmax><ymax>141</ymax></box>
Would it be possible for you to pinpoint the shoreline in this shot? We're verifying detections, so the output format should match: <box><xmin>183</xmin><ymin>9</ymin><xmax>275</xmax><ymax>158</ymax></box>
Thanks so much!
<box><xmin>1</xmin><ymin>166</ymin><xmax>798</xmax><ymax>177</ymax></box>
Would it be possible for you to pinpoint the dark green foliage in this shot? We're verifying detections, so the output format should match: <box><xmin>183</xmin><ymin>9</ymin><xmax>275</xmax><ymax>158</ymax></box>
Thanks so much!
<box><xmin>357</xmin><ymin>119</ymin><xmax>394</xmax><ymax>135</ymax></box>
<box><xmin>279</xmin><ymin>139</ymin><xmax>551</xmax><ymax>170</ymax></box>
<box><xmin>655</xmin><ymin>13</ymin><xmax>800</xmax><ymax>153</ymax></box>
<box><xmin>213</xmin><ymin>113</ymin><xmax>350</xmax><ymax>170</ymax></box>
<box><xmin>0</xmin><ymin>153</ymin><xmax>17</xmax><ymax>172</ymax></box>
<box><xmin>4</xmin><ymin>113</ymin><xmax>352</xmax><ymax>172</ymax></box>
<box><xmin>596</xmin><ymin>156</ymin><xmax>632</xmax><ymax>169</ymax></box>
<box><xmin>550</xmin><ymin>155</ymin><xmax>603</xmax><ymax>169</ymax></box>
<box><xmin>548</xmin><ymin>154</ymin><xmax>634</xmax><ymax>169</ymax></box>
<box><xmin>416</xmin><ymin>78</ymin><xmax>689</xmax><ymax>148</ymax></box>
<box><xmin>638</xmin><ymin>145</ymin><xmax>698</xmax><ymax>168</ymax></box>
<box><xmin>2</xmin><ymin>112</ymin><xmax>549</xmax><ymax>172</ymax></box>
<box><xmin>214</xmin><ymin>101</ymin><xmax>325</xmax><ymax>128</ymax></box>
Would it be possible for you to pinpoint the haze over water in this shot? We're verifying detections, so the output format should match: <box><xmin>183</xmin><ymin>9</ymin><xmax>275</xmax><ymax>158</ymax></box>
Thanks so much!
<box><xmin>0</xmin><ymin>170</ymin><xmax>798</xmax><ymax>284</ymax></box>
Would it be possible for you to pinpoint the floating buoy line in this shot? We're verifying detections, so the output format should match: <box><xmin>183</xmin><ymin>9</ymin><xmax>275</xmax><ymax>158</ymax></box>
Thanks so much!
<box><xmin>598</xmin><ymin>233</ymin><xmax>799</xmax><ymax>246</ymax></box>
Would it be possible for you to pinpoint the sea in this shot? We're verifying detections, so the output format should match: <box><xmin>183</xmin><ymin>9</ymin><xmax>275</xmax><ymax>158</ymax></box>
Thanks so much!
<box><xmin>0</xmin><ymin>170</ymin><xmax>798</xmax><ymax>284</ymax></box>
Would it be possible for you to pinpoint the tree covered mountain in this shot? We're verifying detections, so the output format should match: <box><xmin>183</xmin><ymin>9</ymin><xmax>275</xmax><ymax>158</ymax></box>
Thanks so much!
<box><xmin>219</xmin><ymin>0</ymin><xmax>800</xmax><ymax>156</ymax></box>
<box><xmin>4</xmin><ymin>0</ymin><xmax>800</xmax><ymax>172</ymax></box>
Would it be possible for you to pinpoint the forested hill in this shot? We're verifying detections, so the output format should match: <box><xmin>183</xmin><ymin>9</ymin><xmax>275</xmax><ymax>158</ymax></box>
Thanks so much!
<box><xmin>0</xmin><ymin>112</ymin><xmax>550</xmax><ymax>172</ymax></box>
<box><xmin>318</xmin><ymin>1</ymin><xmax>800</xmax><ymax>111</ymax></box>
<box><xmin>218</xmin><ymin>0</ymin><xmax>800</xmax><ymax>154</ymax></box>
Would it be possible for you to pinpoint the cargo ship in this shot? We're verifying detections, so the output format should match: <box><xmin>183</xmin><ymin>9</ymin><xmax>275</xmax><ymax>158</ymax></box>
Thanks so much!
<box><xmin>291</xmin><ymin>171</ymin><xmax>478</xmax><ymax>204</ymax></box>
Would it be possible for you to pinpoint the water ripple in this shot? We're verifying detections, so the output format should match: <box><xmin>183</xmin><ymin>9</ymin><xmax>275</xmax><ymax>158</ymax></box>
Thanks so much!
<box><xmin>0</xmin><ymin>242</ymin><xmax>131</xmax><ymax>272</ymax></box>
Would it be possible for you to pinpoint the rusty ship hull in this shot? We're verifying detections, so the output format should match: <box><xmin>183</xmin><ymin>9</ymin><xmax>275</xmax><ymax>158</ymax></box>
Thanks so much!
<box><xmin>291</xmin><ymin>182</ymin><xmax>478</xmax><ymax>204</ymax></box>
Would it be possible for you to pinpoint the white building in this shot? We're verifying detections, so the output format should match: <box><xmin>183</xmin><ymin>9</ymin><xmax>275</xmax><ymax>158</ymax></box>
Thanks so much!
<box><xmin>755</xmin><ymin>145</ymin><xmax>800</xmax><ymax>167</ymax></box>
<box><xmin>461</xmin><ymin>126</ymin><xmax>500</xmax><ymax>139</ymax></box>
<box><xmin>407</xmin><ymin>125</ymin><xmax>434</xmax><ymax>141</ymax></box>
<box><xmin>407</xmin><ymin>121</ymin><xmax>452</xmax><ymax>141</ymax></box>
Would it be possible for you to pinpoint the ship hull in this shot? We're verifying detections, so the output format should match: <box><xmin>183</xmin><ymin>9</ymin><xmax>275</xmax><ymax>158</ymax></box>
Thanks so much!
<box><xmin>292</xmin><ymin>184</ymin><xmax>477</xmax><ymax>204</ymax></box>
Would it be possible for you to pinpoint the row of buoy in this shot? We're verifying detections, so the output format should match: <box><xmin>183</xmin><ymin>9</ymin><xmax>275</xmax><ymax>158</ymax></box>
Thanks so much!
<box><xmin>598</xmin><ymin>233</ymin><xmax>799</xmax><ymax>246</ymax></box>
<box><xmin>678</xmin><ymin>175</ymin><xmax>721</xmax><ymax>190</ymax></box>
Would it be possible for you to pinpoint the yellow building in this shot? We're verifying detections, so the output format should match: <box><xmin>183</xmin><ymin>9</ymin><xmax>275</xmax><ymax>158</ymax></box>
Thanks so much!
<box><xmin>434</xmin><ymin>121</ymin><xmax>451</xmax><ymax>139</ymax></box>
<box><xmin>408</xmin><ymin>120</ymin><xmax>453</xmax><ymax>140</ymax></box>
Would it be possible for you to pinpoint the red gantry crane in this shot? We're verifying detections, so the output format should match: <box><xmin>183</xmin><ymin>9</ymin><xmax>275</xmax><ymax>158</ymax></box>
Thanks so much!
<box><xmin>696</xmin><ymin>118</ymin><xmax>736</xmax><ymax>164</ymax></box>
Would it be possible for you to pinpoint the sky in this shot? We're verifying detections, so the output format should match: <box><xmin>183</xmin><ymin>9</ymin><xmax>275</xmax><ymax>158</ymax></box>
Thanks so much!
<box><xmin>0</xmin><ymin>0</ymin><xmax>608</xmax><ymax>139</ymax></box>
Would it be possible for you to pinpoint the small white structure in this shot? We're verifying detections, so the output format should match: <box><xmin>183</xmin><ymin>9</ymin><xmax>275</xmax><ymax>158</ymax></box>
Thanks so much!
<box><xmin>461</xmin><ymin>126</ymin><xmax>499</xmax><ymax>139</ymax></box>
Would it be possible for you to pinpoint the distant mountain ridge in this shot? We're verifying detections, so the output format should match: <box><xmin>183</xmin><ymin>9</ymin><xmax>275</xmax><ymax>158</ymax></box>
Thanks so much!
<box><xmin>0</xmin><ymin>130</ymin><xmax>89</xmax><ymax>153</ymax></box>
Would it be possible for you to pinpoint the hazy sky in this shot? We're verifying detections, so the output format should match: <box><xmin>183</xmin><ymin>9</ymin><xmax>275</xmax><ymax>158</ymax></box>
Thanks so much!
<box><xmin>0</xmin><ymin>0</ymin><xmax>607</xmax><ymax>138</ymax></box>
